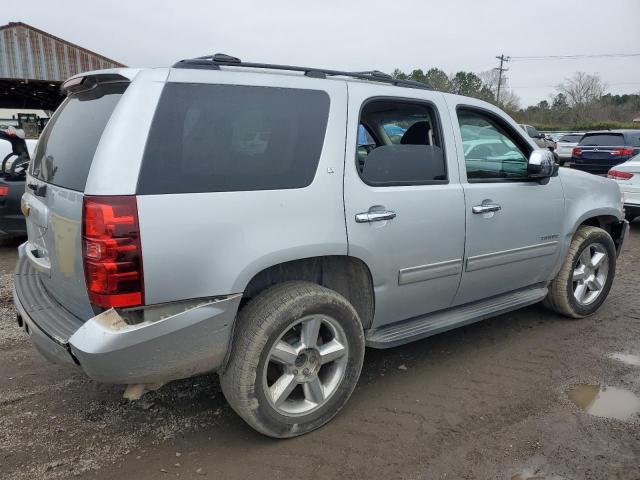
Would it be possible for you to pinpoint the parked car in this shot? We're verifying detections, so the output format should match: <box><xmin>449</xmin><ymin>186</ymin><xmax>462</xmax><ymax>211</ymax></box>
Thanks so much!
<box><xmin>0</xmin><ymin>127</ymin><xmax>33</xmax><ymax>240</ymax></box>
<box><xmin>544</xmin><ymin>132</ymin><xmax>567</xmax><ymax>143</ymax></box>
<box><xmin>15</xmin><ymin>55</ymin><xmax>628</xmax><ymax>438</ymax></box>
<box><xmin>571</xmin><ymin>130</ymin><xmax>640</xmax><ymax>174</ymax></box>
<box><xmin>608</xmin><ymin>153</ymin><xmax>640</xmax><ymax>221</ymax></box>
<box><xmin>519</xmin><ymin>124</ymin><xmax>554</xmax><ymax>149</ymax></box>
<box><xmin>519</xmin><ymin>124</ymin><xmax>559</xmax><ymax>162</ymax></box>
<box><xmin>555</xmin><ymin>133</ymin><xmax>584</xmax><ymax>165</ymax></box>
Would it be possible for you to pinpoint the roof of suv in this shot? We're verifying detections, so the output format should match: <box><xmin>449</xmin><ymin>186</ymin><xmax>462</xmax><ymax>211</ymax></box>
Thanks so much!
<box><xmin>171</xmin><ymin>53</ymin><xmax>433</xmax><ymax>91</ymax></box>
<box><xmin>61</xmin><ymin>55</ymin><xmax>515</xmax><ymax>119</ymax></box>
<box><xmin>63</xmin><ymin>54</ymin><xmax>433</xmax><ymax>96</ymax></box>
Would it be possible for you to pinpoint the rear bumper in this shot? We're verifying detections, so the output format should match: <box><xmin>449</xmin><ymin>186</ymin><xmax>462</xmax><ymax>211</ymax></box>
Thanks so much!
<box><xmin>14</xmin><ymin>248</ymin><xmax>242</xmax><ymax>384</ymax></box>
<box><xmin>571</xmin><ymin>158</ymin><xmax>627</xmax><ymax>174</ymax></box>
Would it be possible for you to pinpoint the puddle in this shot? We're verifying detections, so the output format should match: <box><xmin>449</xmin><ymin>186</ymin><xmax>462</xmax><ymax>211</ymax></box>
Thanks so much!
<box><xmin>566</xmin><ymin>384</ymin><xmax>640</xmax><ymax>421</ymax></box>
<box><xmin>609</xmin><ymin>352</ymin><xmax>640</xmax><ymax>367</ymax></box>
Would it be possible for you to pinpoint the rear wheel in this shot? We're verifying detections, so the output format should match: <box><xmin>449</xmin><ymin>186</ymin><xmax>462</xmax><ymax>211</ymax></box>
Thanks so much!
<box><xmin>543</xmin><ymin>226</ymin><xmax>616</xmax><ymax>318</ymax></box>
<box><xmin>221</xmin><ymin>282</ymin><xmax>365</xmax><ymax>438</ymax></box>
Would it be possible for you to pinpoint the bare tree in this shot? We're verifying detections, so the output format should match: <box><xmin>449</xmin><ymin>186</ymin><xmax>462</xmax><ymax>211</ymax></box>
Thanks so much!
<box><xmin>499</xmin><ymin>88</ymin><xmax>521</xmax><ymax>113</ymax></box>
<box><xmin>479</xmin><ymin>69</ymin><xmax>500</xmax><ymax>96</ymax></box>
<box><xmin>557</xmin><ymin>72</ymin><xmax>606</xmax><ymax>121</ymax></box>
<box><xmin>479</xmin><ymin>69</ymin><xmax>520</xmax><ymax>111</ymax></box>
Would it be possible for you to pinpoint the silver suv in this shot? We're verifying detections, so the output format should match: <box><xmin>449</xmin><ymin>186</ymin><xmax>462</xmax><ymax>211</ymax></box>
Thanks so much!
<box><xmin>14</xmin><ymin>54</ymin><xmax>629</xmax><ymax>438</ymax></box>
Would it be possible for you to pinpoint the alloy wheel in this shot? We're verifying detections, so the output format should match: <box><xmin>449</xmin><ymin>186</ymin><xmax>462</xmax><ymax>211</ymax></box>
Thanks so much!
<box><xmin>262</xmin><ymin>315</ymin><xmax>349</xmax><ymax>416</ymax></box>
<box><xmin>572</xmin><ymin>243</ymin><xmax>609</xmax><ymax>306</ymax></box>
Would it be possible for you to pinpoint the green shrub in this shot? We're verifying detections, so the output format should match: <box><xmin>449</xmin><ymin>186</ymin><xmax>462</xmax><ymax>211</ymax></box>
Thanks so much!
<box><xmin>533</xmin><ymin>121</ymin><xmax>638</xmax><ymax>132</ymax></box>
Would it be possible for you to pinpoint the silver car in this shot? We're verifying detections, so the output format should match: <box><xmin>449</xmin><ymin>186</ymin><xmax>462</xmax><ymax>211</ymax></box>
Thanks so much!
<box><xmin>14</xmin><ymin>54</ymin><xmax>629</xmax><ymax>438</ymax></box>
<box><xmin>556</xmin><ymin>133</ymin><xmax>584</xmax><ymax>164</ymax></box>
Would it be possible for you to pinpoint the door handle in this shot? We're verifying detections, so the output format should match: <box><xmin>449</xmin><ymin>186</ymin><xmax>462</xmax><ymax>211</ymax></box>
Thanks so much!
<box><xmin>355</xmin><ymin>210</ymin><xmax>397</xmax><ymax>223</ymax></box>
<box><xmin>472</xmin><ymin>204</ymin><xmax>501</xmax><ymax>214</ymax></box>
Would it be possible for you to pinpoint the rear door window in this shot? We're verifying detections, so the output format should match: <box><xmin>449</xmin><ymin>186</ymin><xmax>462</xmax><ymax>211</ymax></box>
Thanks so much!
<box><xmin>31</xmin><ymin>83</ymin><xmax>126</xmax><ymax>191</ymax></box>
<box><xmin>137</xmin><ymin>84</ymin><xmax>330</xmax><ymax>194</ymax></box>
<box><xmin>579</xmin><ymin>133</ymin><xmax>625</xmax><ymax>146</ymax></box>
<box><xmin>356</xmin><ymin>99</ymin><xmax>447</xmax><ymax>186</ymax></box>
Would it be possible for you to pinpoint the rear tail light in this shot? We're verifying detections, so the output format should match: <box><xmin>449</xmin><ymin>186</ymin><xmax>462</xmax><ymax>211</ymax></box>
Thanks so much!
<box><xmin>572</xmin><ymin>147</ymin><xmax>582</xmax><ymax>157</ymax></box>
<box><xmin>611</xmin><ymin>148</ymin><xmax>634</xmax><ymax>156</ymax></box>
<box><xmin>82</xmin><ymin>195</ymin><xmax>144</xmax><ymax>308</ymax></box>
<box><xmin>608</xmin><ymin>169</ymin><xmax>634</xmax><ymax>180</ymax></box>
<box><xmin>0</xmin><ymin>186</ymin><xmax>8</xmax><ymax>196</ymax></box>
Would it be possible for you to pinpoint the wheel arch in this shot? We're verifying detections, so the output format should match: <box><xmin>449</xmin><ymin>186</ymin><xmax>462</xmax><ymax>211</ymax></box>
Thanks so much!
<box><xmin>575</xmin><ymin>212</ymin><xmax>626</xmax><ymax>251</ymax></box>
<box><xmin>241</xmin><ymin>255</ymin><xmax>375</xmax><ymax>330</ymax></box>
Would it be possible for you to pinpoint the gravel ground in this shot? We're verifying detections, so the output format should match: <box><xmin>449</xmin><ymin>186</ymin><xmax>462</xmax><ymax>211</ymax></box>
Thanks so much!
<box><xmin>1</xmin><ymin>224</ymin><xmax>640</xmax><ymax>480</ymax></box>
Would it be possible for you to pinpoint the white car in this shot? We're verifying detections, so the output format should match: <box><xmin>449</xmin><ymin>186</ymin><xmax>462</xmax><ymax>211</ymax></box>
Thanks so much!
<box><xmin>608</xmin><ymin>154</ymin><xmax>640</xmax><ymax>221</ymax></box>
<box><xmin>556</xmin><ymin>133</ymin><xmax>584</xmax><ymax>163</ymax></box>
<box><xmin>0</xmin><ymin>135</ymin><xmax>37</xmax><ymax>160</ymax></box>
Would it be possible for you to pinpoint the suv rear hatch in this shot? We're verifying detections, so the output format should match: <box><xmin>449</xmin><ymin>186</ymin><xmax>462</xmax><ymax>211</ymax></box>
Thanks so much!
<box><xmin>573</xmin><ymin>133</ymin><xmax>637</xmax><ymax>169</ymax></box>
<box><xmin>23</xmin><ymin>75</ymin><xmax>129</xmax><ymax>320</ymax></box>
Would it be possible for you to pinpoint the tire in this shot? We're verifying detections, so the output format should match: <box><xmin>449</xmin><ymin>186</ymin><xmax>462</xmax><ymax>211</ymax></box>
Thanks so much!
<box><xmin>221</xmin><ymin>281</ymin><xmax>365</xmax><ymax>438</ymax></box>
<box><xmin>543</xmin><ymin>226</ymin><xmax>616</xmax><ymax>318</ymax></box>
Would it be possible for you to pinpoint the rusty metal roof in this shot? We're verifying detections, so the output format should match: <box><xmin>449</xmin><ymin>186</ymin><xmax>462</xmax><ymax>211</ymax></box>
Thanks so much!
<box><xmin>0</xmin><ymin>22</ymin><xmax>125</xmax><ymax>82</ymax></box>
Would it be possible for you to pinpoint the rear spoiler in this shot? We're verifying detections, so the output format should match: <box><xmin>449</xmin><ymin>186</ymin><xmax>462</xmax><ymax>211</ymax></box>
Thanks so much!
<box><xmin>62</xmin><ymin>69</ymin><xmax>140</xmax><ymax>95</ymax></box>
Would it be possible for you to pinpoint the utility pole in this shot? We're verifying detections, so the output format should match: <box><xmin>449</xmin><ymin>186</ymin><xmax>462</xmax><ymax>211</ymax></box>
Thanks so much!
<box><xmin>494</xmin><ymin>54</ymin><xmax>510</xmax><ymax>104</ymax></box>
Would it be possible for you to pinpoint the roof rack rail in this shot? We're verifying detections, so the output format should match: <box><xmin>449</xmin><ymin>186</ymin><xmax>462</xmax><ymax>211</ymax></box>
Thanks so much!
<box><xmin>172</xmin><ymin>53</ymin><xmax>431</xmax><ymax>90</ymax></box>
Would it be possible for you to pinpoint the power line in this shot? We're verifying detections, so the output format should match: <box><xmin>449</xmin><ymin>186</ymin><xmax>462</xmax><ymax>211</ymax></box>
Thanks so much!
<box><xmin>510</xmin><ymin>53</ymin><xmax>640</xmax><ymax>61</ymax></box>
<box><xmin>511</xmin><ymin>82</ymin><xmax>640</xmax><ymax>89</ymax></box>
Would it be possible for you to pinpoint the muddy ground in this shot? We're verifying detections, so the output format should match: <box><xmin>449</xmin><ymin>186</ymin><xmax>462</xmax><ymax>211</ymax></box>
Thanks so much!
<box><xmin>1</xmin><ymin>225</ymin><xmax>640</xmax><ymax>480</ymax></box>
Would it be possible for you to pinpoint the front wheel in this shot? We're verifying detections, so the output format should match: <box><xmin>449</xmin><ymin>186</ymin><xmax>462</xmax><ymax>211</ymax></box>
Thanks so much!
<box><xmin>543</xmin><ymin>226</ymin><xmax>616</xmax><ymax>318</ymax></box>
<box><xmin>221</xmin><ymin>282</ymin><xmax>365</xmax><ymax>438</ymax></box>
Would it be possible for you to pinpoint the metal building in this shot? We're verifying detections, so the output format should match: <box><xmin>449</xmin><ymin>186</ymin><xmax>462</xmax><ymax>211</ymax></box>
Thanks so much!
<box><xmin>0</xmin><ymin>22</ymin><xmax>125</xmax><ymax>111</ymax></box>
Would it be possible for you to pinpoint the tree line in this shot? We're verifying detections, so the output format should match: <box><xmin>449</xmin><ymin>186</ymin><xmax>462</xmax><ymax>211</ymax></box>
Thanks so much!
<box><xmin>391</xmin><ymin>68</ymin><xmax>640</xmax><ymax>131</ymax></box>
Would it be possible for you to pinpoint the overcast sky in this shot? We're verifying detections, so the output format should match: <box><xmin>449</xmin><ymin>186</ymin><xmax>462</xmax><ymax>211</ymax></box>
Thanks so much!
<box><xmin>6</xmin><ymin>0</ymin><xmax>640</xmax><ymax>106</ymax></box>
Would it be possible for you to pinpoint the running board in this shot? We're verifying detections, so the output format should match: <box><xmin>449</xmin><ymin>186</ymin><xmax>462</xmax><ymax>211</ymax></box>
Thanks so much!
<box><xmin>365</xmin><ymin>286</ymin><xmax>548</xmax><ymax>349</ymax></box>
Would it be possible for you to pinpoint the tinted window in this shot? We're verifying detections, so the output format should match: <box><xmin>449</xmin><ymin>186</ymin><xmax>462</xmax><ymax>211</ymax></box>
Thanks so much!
<box><xmin>357</xmin><ymin>100</ymin><xmax>446</xmax><ymax>185</ymax></box>
<box><xmin>627</xmin><ymin>133</ymin><xmax>640</xmax><ymax>146</ymax></box>
<box><xmin>559</xmin><ymin>134</ymin><xmax>583</xmax><ymax>143</ymax></box>
<box><xmin>458</xmin><ymin>109</ymin><xmax>530</xmax><ymax>180</ymax></box>
<box><xmin>579</xmin><ymin>133</ymin><xmax>625</xmax><ymax>146</ymax></box>
<box><xmin>31</xmin><ymin>83</ymin><xmax>126</xmax><ymax>191</ymax></box>
<box><xmin>138</xmin><ymin>84</ymin><xmax>330</xmax><ymax>194</ymax></box>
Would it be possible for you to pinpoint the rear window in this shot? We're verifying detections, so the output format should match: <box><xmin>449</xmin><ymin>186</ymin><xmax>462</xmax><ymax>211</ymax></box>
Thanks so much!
<box><xmin>559</xmin><ymin>134</ymin><xmax>583</xmax><ymax>143</ymax></box>
<box><xmin>31</xmin><ymin>83</ymin><xmax>126</xmax><ymax>191</ymax></box>
<box><xmin>579</xmin><ymin>133</ymin><xmax>625</xmax><ymax>147</ymax></box>
<box><xmin>137</xmin><ymin>83</ymin><xmax>330</xmax><ymax>194</ymax></box>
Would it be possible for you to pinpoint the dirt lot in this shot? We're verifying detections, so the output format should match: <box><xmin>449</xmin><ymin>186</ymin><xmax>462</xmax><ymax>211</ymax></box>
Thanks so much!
<box><xmin>1</xmin><ymin>225</ymin><xmax>640</xmax><ymax>480</ymax></box>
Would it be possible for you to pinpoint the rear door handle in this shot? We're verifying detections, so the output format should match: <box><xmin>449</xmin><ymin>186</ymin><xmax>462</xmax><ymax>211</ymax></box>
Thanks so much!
<box><xmin>355</xmin><ymin>210</ymin><xmax>397</xmax><ymax>223</ymax></box>
<box><xmin>472</xmin><ymin>204</ymin><xmax>501</xmax><ymax>214</ymax></box>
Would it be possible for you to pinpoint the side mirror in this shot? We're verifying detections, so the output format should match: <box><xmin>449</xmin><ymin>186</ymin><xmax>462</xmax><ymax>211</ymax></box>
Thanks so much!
<box><xmin>527</xmin><ymin>149</ymin><xmax>556</xmax><ymax>180</ymax></box>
